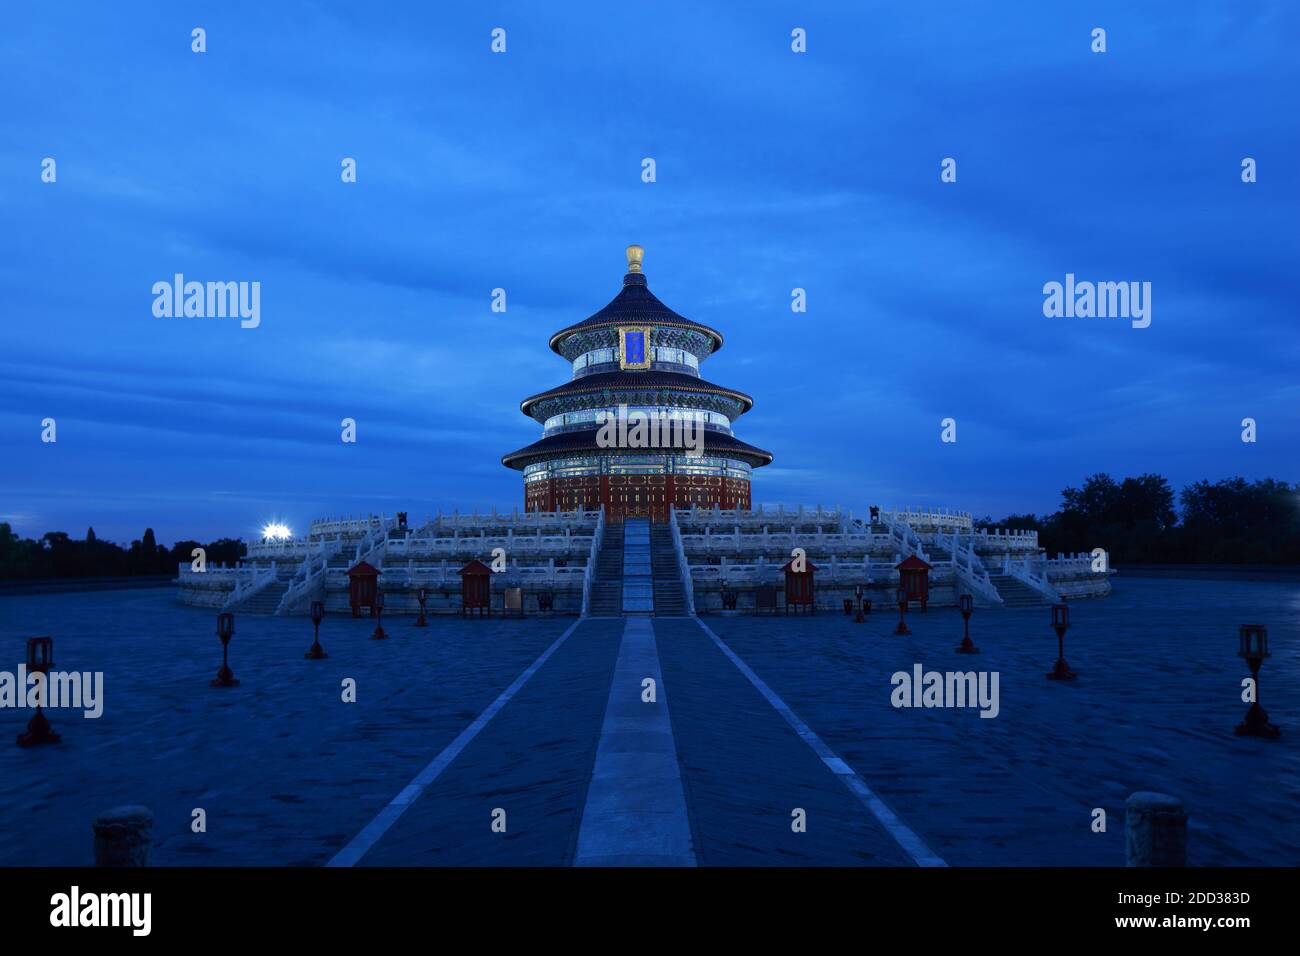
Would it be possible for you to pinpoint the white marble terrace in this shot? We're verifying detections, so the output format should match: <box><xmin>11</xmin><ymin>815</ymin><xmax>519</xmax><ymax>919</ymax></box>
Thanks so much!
<box><xmin>176</xmin><ymin>504</ymin><xmax>1110</xmax><ymax>615</ymax></box>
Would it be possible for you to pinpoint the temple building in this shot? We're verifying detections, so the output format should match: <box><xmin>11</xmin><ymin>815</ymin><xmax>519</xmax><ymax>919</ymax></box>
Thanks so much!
<box><xmin>175</xmin><ymin>246</ymin><xmax>1113</xmax><ymax>617</ymax></box>
<box><xmin>502</xmin><ymin>246</ymin><xmax>773</xmax><ymax>521</ymax></box>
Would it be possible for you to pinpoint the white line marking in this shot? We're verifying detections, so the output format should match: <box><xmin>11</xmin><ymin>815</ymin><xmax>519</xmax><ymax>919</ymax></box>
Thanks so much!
<box><xmin>326</xmin><ymin>618</ymin><xmax>586</xmax><ymax>867</ymax></box>
<box><xmin>692</xmin><ymin>617</ymin><xmax>947</xmax><ymax>867</ymax></box>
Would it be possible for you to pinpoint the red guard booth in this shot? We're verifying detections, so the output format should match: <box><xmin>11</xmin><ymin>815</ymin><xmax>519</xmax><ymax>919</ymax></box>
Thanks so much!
<box><xmin>346</xmin><ymin>561</ymin><xmax>382</xmax><ymax>617</ymax></box>
<box><xmin>780</xmin><ymin>558</ymin><xmax>819</xmax><ymax>614</ymax></box>
<box><xmin>458</xmin><ymin>559</ymin><xmax>492</xmax><ymax>617</ymax></box>
<box><xmin>895</xmin><ymin>555</ymin><xmax>933</xmax><ymax>612</ymax></box>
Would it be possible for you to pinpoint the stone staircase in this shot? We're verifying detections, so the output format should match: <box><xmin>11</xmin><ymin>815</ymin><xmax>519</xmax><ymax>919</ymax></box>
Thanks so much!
<box><xmin>588</xmin><ymin>523</ymin><xmax>624</xmax><ymax>616</ymax></box>
<box><xmin>988</xmin><ymin>572</ymin><xmax>1048</xmax><ymax>608</ymax></box>
<box><xmin>650</xmin><ymin>524</ymin><xmax>687</xmax><ymax>616</ymax></box>
<box><xmin>236</xmin><ymin>578</ymin><xmax>291</xmax><ymax>614</ymax></box>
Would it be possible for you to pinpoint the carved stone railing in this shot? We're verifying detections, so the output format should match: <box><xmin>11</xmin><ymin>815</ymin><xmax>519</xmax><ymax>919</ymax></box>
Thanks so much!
<box><xmin>275</xmin><ymin>538</ymin><xmax>343</xmax><ymax>615</ymax></box>
<box><xmin>331</xmin><ymin>562</ymin><xmax>586</xmax><ymax>590</ymax></box>
<box><xmin>1002</xmin><ymin>555</ymin><xmax>1063</xmax><ymax>602</ymax></box>
<box><xmin>689</xmin><ymin>561</ymin><xmax>929</xmax><ymax>588</ymax></box>
<box><xmin>942</xmin><ymin>532</ymin><xmax>1003</xmax><ymax>605</ymax></box>
<box><xmin>581</xmin><ymin>506</ymin><xmax>606</xmax><ymax>616</ymax></box>
<box><xmin>879</xmin><ymin>507</ymin><xmax>974</xmax><ymax>533</ymax></box>
<box><xmin>220</xmin><ymin>563</ymin><xmax>278</xmax><ymax>609</ymax></box>
<box><xmin>426</xmin><ymin>509</ymin><xmax>601</xmax><ymax>533</ymax></box>
<box><xmin>970</xmin><ymin>528</ymin><xmax>1041</xmax><ymax>551</ymax></box>
<box><xmin>876</xmin><ymin>512</ymin><xmax>929</xmax><ymax>563</ymax></box>
<box><xmin>349</xmin><ymin>516</ymin><xmax>396</xmax><ymax>570</ymax></box>
<box><xmin>386</xmin><ymin>534</ymin><xmax>593</xmax><ymax>559</ymax></box>
<box><xmin>679</xmin><ymin>529</ymin><xmax>887</xmax><ymax>557</ymax></box>
<box><xmin>676</xmin><ymin>503</ymin><xmax>842</xmax><ymax>531</ymax></box>
<box><xmin>668</xmin><ymin>506</ymin><xmax>696</xmax><ymax>616</ymax></box>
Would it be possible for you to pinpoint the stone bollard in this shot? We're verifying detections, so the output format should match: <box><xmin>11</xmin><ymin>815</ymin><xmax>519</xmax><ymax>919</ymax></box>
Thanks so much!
<box><xmin>93</xmin><ymin>805</ymin><xmax>154</xmax><ymax>866</ymax></box>
<box><xmin>1125</xmin><ymin>792</ymin><xmax>1186</xmax><ymax>866</ymax></box>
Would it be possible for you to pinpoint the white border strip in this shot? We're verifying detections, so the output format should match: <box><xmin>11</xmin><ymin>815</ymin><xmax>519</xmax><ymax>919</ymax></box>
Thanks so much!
<box><xmin>693</xmin><ymin>618</ymin><xmax>947</xmax><ymax>867</ymax></box>
<box><xmin>326</xmin><ymin>618</ymin><xmax>586</xmax><ymax>867</ymax></box>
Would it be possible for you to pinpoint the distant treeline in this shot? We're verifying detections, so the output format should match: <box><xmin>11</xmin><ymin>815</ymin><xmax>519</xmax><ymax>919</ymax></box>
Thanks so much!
<box><xmin>981</xmin><ymin>474</ymin><xmax>1300</xmax><ymax>565</ymax></box>
<box><xmin>0</xmin><ymin>525</ymin><xmax>246</xmax><ymax>581</ymax></box>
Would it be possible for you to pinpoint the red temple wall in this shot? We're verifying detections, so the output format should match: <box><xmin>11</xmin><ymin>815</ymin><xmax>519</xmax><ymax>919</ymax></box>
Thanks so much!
<box><xmin>524</xmin><ymin>475</ymin><xmax>751</xmax><ymax>521</ymax></box>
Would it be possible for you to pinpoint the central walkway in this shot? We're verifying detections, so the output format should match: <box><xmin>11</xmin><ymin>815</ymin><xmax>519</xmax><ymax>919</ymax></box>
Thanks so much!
<box><xmin>331</xmin><ymin>610</ymin><xmax>940</xmax><ymax>866</ymax></box>
<box><xmin>573</xmin><ymin>616</ymin><xmax>695</xmax><ymax>865</ymax></box>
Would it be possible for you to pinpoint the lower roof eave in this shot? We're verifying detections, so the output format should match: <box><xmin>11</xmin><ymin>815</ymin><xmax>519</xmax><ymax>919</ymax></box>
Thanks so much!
<box><xmin>501</xmin><ymin>432</ymin><xmax>773</xmax><ymax>472</ymax></box>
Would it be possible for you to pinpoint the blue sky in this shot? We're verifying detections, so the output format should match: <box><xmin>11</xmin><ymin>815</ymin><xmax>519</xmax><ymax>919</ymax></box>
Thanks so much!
<box><xmin>1</xmin><ymin>1</ymin><xmax>1296</xmax><ymax>545</ymax></box>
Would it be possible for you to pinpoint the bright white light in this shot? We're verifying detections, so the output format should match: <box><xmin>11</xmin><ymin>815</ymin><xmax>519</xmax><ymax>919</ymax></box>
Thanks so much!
<box><xmin>263</xmin><ymin>522</ymin><xmax>292</xmax><ymax>541</ymax></box>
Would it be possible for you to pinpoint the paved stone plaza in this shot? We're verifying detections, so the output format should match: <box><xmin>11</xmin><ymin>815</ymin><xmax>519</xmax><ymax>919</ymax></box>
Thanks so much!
<box><xmin>0</xmin><ymin>577</ymin><xmax>1295</xmax><ymax>866</ymax></box>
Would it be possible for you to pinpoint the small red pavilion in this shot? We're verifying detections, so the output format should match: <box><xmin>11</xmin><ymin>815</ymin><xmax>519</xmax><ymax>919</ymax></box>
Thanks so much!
<box><xmin>779</xmin><ymin>558</ymin><xmax>819</xmax><ymax>614</ymax></box>
<box><xmin>346</xmin><ymin>561</ymin><xmax>383</xmax><ymax>618</ymax></box>
<box><xmin>458</xmin><ymin>559</ymin><xmax>493</xmax><ymax>617</ymax></box>
<box><xmin>895</xmin><ymin>555</ymin><xmax>933</xmax><ymax>612</ymax></box>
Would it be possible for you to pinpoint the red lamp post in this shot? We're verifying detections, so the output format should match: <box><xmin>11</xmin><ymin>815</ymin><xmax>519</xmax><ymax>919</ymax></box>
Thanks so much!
<box><xmin>956</xmin><ymin>594</ymin><xmax>978</xmax><ymax>654</ymax></box>
<box><xmin>305</xmin><ymin>600</ymin><xmax>327</xmax><ymax>659</ymax></box>
<box><xmin>1235</xmin><ymin>624</ymin><xmax>1280</xmax><ymax>738</ymax></box>
<box><xmin>893</xmin><ymin>585</ymin><xmax>911</xmax><ymax>636</ymax></box>
<box><xmin>211</xmin><ymin>612</ymin><xmax>240</xmax><ymax>687</ymax></box>
<box><xmin>17</xmin><ymin>636</ymin><xmax>61</xmax><ymax>747</ymax></box>
<box><xmin>854</xmin><ymin>584</ymin><xmax>865</xmax><ymax>624</ymax></box>
<box><xmin>415</xmin><ymin>587</ymin><xmax>429</xmax><ymax>628</ymax></box>
<box><xmin>371</xmin><ymin>589</ymin><xmax>387</xmax><ymax>640</ymax></box>
<box><xmin>1046</xmin><ymin>603</ymin><xmax>1076</xmax><ymax>681</ymax></box>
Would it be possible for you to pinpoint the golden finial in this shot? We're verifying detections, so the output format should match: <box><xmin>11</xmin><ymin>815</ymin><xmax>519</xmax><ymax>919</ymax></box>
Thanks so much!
<box><xmin>626</xmin><ymin>244</ymin><xmax>644</xmax><ymax>273</ymax></box>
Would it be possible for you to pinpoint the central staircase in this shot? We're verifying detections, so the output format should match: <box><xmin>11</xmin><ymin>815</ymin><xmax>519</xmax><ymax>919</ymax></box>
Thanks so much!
<box><xmin>586</xmin><ymin>519</ymin><xmax>691</xmax><ymax>617</ymax></box>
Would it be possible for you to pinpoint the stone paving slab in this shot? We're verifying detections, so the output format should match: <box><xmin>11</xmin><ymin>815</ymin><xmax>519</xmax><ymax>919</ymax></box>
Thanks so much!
<box><xmin>358</xmin><ymin>619</ymin><xmax>624</xmax><ymax>866</ymax></box>
<box><xmin>1</xmin><ymin>577</ymin><xmax>1294</xmax><ymax>867</ymax></box>
<box><xmin>705</xmin><ymin>576</ymin><xmax>1300</xmax><ymax>866</ymax></box>
<box><xmin>655</xmin><ymin>618</ymin><xmax>916</xmax><ymax>866</ymax></box>
<box><xmin>0</xmin><ymin>590</ymin><xmax>571</xmax><ymax>865</ymax></box>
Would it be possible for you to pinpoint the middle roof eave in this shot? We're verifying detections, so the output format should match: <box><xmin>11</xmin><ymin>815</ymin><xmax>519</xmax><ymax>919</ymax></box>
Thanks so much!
<box><xmin>501</xmin><ymin>427</ymin><xmax>774</xmax><ymax>470</ymax></box>
<box><xmin>519</xmin><ymin>369</ymin><xmax>754</xmax><ymax>418</ymax></box>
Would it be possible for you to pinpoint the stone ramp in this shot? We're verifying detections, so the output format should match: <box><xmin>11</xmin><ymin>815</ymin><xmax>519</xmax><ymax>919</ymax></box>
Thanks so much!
<box><xmin>621</xmin><ymin>518</ymin><xmax>653</xmax><ymax>613</ymax></box>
